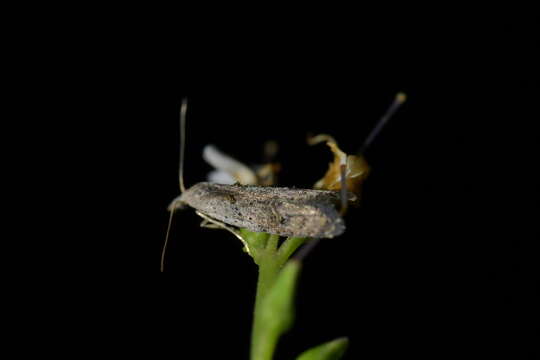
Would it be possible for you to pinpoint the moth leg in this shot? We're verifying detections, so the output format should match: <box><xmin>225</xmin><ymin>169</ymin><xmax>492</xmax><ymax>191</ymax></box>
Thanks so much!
<box><xmin>199</xmin><ymin>219</ymin><xmax>221</xmax><ymax>229</ymax></box>
<box><xmin>200</xmin><ymin>220</ymin><xmax>220</xmax><ymax>229</ymax></box>
<box><xmin>195</xmin><ymin>211</ymin><xmax>252</xmax><ymax>256</ymax></box>
<box><xmin>199</xmin><ymin>218</ymin><xmax>223</xmax><ymax>229</ymax></box>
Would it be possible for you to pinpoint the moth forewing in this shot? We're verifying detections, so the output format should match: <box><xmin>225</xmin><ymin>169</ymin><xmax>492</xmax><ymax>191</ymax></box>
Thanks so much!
<box><xmin>172</xmin><ymin>182</ymin><xmax>346</xmax><ymax>238</ymax></box>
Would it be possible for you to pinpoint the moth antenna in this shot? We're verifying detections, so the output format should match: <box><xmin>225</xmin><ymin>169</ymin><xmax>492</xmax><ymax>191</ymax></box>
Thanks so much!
<box><xmin>179</xmin><ymin>98</ymin><xmax>188</xmax><ymax>193</ymax></box>
<box><xmin>161</xmin><ymin>206</ymin><xmax>176</xmax><ymax>272</ymax></box>
<box><xmin>359</xmin><ymin>92</ymin><xmax>407</xmax><ymax>153</ymax></box>
<box><xmin>161</xmin><ymin>98</ymin><xmax>188</xmax><ymax>272</ymax></box>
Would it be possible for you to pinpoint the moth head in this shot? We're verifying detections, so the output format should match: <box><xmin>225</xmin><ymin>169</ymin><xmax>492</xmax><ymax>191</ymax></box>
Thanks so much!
<box><xmin>167</xmin><ymin>195</ymin><xmax>188</xmax><ymax>212</ymax></box>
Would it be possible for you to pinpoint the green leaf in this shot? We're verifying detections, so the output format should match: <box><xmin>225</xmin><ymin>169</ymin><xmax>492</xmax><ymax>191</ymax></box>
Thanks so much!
<box><xmin>296</xmin><ymin>337</ymin><xmax>349</xmax><ymax>360</ymax></box>
<box><xmin>251</xmin><ymin>260</ymin><xmax>301</xmax><ymax>360</ymax></box>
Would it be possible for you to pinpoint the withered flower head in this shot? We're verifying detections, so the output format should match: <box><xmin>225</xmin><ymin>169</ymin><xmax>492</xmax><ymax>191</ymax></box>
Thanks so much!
<box><xmin>308</xmin><ymin>134</ymin><xmax>370</xmax><ymax>197</ymax></box>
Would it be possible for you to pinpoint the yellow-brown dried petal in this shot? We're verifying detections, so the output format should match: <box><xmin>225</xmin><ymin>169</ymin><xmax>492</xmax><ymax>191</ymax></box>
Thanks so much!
<box><xmin>313</xmin><ymin>141</ymin><xmax>370</xmax><ymax>196</ymax></box>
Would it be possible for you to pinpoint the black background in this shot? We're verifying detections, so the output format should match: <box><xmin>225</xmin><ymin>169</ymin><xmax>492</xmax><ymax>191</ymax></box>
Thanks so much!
<box><xmin>41</xmin><ymin>14</ymin><xmax>537</xmax><ymax>360</ymax></box>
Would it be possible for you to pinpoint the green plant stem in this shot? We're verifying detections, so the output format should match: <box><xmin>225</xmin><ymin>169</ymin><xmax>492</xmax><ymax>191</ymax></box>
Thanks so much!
<box><xmin>251</xmin><ymin>251</ymin><xmax>281</xmax><ymax>360</ymax></box>
<box><xmin>253</xmin><ymin>255</ymin><xmax>281</xmax><ymax>309</ymax></box>
<box><xmin>250</xmin><ymin>235</ymin><xmax>308</xmax><ymax>360</ymax></box>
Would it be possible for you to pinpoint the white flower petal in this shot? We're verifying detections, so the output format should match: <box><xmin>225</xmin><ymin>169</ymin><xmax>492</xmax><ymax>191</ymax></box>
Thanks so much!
<box><xmin>203</xmin><ymin>145</ymin><xmax>258</xmax><ymax>185</ymax></box>
<box><xmin>207</xmin><ymin>170</ymin><xmax>237</xmax><ymax>185</ymax></box>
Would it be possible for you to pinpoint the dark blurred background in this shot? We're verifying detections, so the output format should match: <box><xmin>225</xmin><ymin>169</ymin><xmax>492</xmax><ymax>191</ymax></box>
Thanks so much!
<box><xmin>55</xmin><ymin>15</ymin><xmax>536</xmax><ymax>360</ymax></box>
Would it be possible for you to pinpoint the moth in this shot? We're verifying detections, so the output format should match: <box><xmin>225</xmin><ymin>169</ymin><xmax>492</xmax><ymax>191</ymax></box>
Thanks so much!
<box><xmin>162</xmin><ymin>95</ymin><xmax>406</xmax><ymax>270</ymax></box>
<box><xmin>171</xmin><ymin>182</ymin><xmax>348</xmax><ymax>238</ymax></box>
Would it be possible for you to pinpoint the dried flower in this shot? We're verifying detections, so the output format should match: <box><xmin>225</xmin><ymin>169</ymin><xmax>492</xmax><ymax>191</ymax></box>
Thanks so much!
<box><xmin>308</xmin><ymin>134</ymin><xmax>370</xmax><ymax>198</ymax></box>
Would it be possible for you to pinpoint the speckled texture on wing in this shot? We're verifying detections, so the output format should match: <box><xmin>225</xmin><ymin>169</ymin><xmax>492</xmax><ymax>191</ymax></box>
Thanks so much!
<box><xmin>178</xmin><ymin>182</ymin><xmax>345</xmax><ymax>238</ymax></box>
